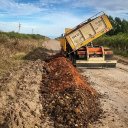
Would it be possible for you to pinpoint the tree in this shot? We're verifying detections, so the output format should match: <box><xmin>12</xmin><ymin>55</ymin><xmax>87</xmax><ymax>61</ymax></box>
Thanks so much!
<box><xmin>107</xmin><ymin>16</ymin><xmax>128</xmax><ymax>35</ymax></box>
<box><xmin>107</xmin><ymin>16</ymin><xmax>116</xmax><ymax>35</ymax></box>
<box><xmin>122</xmin><ymin>19</ymin><xmax>128</xmax><ymax>33</ymax></box>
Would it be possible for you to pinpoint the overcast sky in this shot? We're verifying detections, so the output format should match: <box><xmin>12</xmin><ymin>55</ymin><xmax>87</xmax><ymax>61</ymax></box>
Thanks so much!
<box><xmin>0</xmin><ymin>0</ymin><xmax>128</xmax><ymax>38</ymax></box>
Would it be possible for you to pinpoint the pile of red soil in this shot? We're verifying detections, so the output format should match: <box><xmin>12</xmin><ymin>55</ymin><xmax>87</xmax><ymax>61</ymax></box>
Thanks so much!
<box><xmin>41</xmin><ymin>57</ymin><xmax>101</xmax><ymax>128</ymax></box>
<box><xmin>46</xmin><ymin>57</ymin><xmax>96</xmax><ymax>94</ymax></box>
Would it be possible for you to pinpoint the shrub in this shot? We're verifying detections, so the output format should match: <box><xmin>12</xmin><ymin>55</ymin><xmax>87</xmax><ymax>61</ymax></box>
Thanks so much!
<box><xmin>94</xmin><ymin>34</ymin><xmax>128</xmax><ymax>57</ymax></box>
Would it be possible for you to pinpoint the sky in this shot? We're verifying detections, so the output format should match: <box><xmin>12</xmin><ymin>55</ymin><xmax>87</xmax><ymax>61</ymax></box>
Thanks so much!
<box><xmin>0</xmin><ymin>0</ymin><xmax>128</xmax><ymax>38</ymax></box>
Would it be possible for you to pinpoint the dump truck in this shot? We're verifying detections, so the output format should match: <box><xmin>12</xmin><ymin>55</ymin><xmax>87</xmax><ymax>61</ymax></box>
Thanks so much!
<box><xmin>59</xmin><ymin>12</ymin><xmax>117</xmax><ymax>67</ymax></box>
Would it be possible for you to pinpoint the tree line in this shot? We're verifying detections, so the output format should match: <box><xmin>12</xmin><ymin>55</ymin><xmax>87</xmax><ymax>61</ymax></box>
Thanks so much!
<box><xmin>108</xmin><ymin>16</ymin><xmax>128</xmax><ymax>35</ymax></box>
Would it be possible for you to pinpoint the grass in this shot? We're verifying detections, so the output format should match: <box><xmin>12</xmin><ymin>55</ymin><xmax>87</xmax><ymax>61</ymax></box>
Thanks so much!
<box><xmin>0</xmin><ymin>31</ymin><xmax>48</xmax><ymax>75</ymax></box>
<box><xmin>0</xmin><ymin>31</ymin><xmax>48</xmax><ymax>40</ymax></box>
<box><xmin>94</xmin><ymin>33</ymin><xmax>128</xmax><ymax>57</ymax></box>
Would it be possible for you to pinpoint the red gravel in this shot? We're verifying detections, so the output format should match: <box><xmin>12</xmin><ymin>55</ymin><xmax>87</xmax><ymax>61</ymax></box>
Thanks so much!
<box><xmin>41</xmin><ymin>57</ymin><xmax>101</xmax><ymax>128</ymax></box>
<box><xmin>47</xmin><ymin>57</ymin><xmax>96</xmax><ymax>94</ymax></box>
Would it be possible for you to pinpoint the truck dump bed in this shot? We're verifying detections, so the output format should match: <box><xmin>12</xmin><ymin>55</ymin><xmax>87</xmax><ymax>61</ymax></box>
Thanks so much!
<box><xmin>65</xmin><ymin>13</ymin><xmax>112</xmax><ymax>51</ymax></box>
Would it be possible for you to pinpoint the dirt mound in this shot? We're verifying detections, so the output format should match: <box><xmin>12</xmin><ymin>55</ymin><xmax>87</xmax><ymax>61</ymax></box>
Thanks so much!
<box><xmin>23</xmin><ymin>47</ymin><xmax>52</xmax><ymax>61</ymax></box>
<box><xmin>46</xmin><ymin>57</ymin><xmax>96</xmax><ymax>94</ymax></box>
<box><xmin>41</xmin><ymin>57</ymin><xmax>101</xmax><ymax>128</ymax></box>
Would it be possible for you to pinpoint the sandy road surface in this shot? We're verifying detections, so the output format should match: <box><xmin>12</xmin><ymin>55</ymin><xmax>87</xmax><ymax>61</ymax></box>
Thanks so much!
<box><xmin>42</xmin><ymin>39</ymin><xmax>61</xmax><ymax>53</ymax></box>
<box><xmin>79</xmin><ymin>63</ymin><xmax>128</xmax><ymax>128</ymax></box>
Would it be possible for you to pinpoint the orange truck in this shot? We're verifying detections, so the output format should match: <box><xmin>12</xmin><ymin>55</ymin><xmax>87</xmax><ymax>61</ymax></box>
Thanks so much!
<box><xmin>59</xmin><ymin>12</ymin><xmax>117</xmax><ymax>67</ymax></box>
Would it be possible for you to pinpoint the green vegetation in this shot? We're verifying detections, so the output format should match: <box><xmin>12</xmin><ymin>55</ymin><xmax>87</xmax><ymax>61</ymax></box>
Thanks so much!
<box><xmin>95</xmin><ymin>34</ymin><xmax>128</xmax><ymax>57</ymax></box>
<box><xmin>0</xmin><ymin>31</ymin><xmax>48</xmax><ymax>40</ymax></box>
<box><xmin>95</xmin><ymin>16</ymin><xmax>128</xmax><ymax>57</ymax></box>
<box><xmin>107</xmin><ymin>16</ymin><xmax>128</xmax><ymax>35</ymax></box>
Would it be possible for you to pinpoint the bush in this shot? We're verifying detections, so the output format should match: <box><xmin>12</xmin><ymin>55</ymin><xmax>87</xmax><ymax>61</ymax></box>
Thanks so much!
<box><xmin>94</xmin><ymin>34</ymin><xmax>128</xmax><ymax>57</ymax></box>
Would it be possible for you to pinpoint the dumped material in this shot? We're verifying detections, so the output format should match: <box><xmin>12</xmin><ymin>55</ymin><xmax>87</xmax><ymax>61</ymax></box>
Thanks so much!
<box><xmin>41</xmin><ymin>57</ymin><xmax>101</xmax><ymax>128</ymax></box>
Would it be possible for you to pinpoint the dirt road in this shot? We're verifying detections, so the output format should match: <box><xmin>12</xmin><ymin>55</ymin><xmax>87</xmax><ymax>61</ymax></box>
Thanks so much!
<box><xmin>42</xmin><ymin>39</ymin><xmax>61</xmax><ymax>53</ymax></box>
<box><xmin>79</xmin><ymin>63</ymin><xmax>128</xmax><ymax>128</ymax></box>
